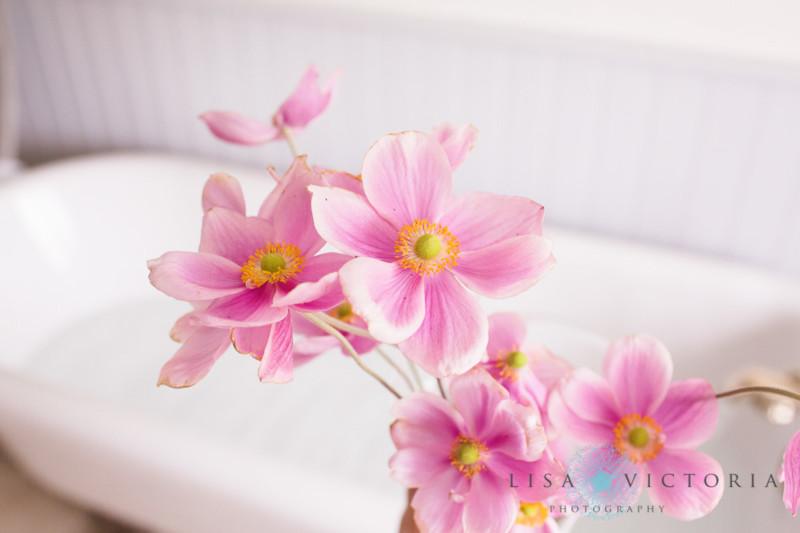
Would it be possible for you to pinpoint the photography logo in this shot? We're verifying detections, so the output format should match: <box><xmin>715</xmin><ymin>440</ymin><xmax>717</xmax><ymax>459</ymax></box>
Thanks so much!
<box><xmin>563</xmin><ymin>443</ymin><xmax>640</xmax><ymax>520</ymax></box>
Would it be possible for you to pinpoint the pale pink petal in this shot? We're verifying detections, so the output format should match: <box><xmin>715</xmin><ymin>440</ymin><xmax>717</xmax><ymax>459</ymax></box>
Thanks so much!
<box><xmin>440</xmin><ymin>192</ymin><xmax>545</xmax><ymax>251</ymax></box>
<box><xmin>199</xmin><ymin>208</ymin><xmax>274</xmax><ymax>266</ymax></box>
<box><xmin>257</xmin><ymin>166</ymin><xmax>291</xmax><ymax>220</ymax></box>
<box><xmin>390</xmin><ymin>447</ymin><xmax>452</xmax><ymax>488</ymax></box>
<box><xmin>429</xmin><ymin>123</ymin><xmax>478</xmax><ymax>170</ymax></box>
<box><xmin>783</xmin><ymin>428</ymin><xmax>800</xmax><ymax>516</ymax></box>
<box><xmin>399</xmin><ymin>272</ymin><xmax>488</xmax><ymax>377</ymax></box>
<box><xmin>454</xmin><ymin>235</ymin><xmax>555</xmax><ymax>299</ymax></box>
<box><xmin>479</xmin><ymin>401</ymin><xmax>546</xmax><ymax>462</ymax></box>
<box><xmin>602</xmin><ymin>335</ymin><xmax>673</xmax><ymax>416</ymax></box>
<box><xmin>558</xmin><ymin>368</ymin><xmax>621</xmax><ymax>426</ymax></box>
<box><xmin>320</xmin><ymin>169</ymin><xmax>365</xmax><ymax>195</ymax></box>
<box><xmin>448</xmin><ymin>368</ymin><xmax>509</xmax><ymax>438</ymax></box>
<box><xmin>411</xmin><ymin>468</ymin><xmax>465</xmax><ymax>533</ymax></box>
<box><xmin>489</xmin><ymin>452</ymin><xmax>563</xmax><ymax>504</ymax></box>
<box><xmin>507</xmin><ymin>402</ymin><xmax>548</xmax><ymax>461</ymax></box>
<box><xmin>273</xmin><ymin>65</ymin><xmax>341</xmax><ymax>129</ymax></box>
<box><xmin>361</xmin><ymin>131</ymin><xmax>452</xmax><ymax>228</ymax></box>
<box><xmin>645</xmin><ymin>448</ymin><xmax>724</xmax><ymax>520</ymax></box>
<box><xmin>309</xmin><ymin>185</ymin><xmax>398</xmax><ymax>261</ymax></box>
<box><xmin>340</xmin><ymin>258</ymin><xmax>426</xmax><ymax>343</ymax></box>
<box><xmin>202</xmin><ymin>285</ymin><xmax>287</xmax><ymax>327</ymax></box>
<box><xmin>257</xmin><ymin>314</ymin><xmax>294</xmax><ymax>383</ymax></box>
<box><xmin>200</xmin><ymin>111</ymin><xmax>280</xmax><ymax>145</ymax></box>
<box><xmin>547</xmin><ymin>377</ymin><xmax>618</xmax><ymax>444</ymax></box>
<box><xmin>147</xmin><ymin>251</ymin><xmax>244</xmax><ymax>301</ymax></box>
<box><xmin>390</xmin><ymin>392</ymin><xmax>461</xmax><ymax>450</ymax></box>
<box><xmin>487</xmin><ymin>312</ymin><xmax>527</xmax><ymax>360</ymax></box>
<box><xmin>527</xmin><ymin>345</ymin><xmax>572</xmax><ymax>391</ymax></box>
<box><xmin>202</xmin><ymin>173</ymin><xmax>246</xmax><ymax>214</ymax></box>
<box><xmin>653</xmin><ymin>379</ymin><xmax>718</xmax><ymax>449</ymax></box>
<box><xmin>462</xmin><ymin>471</ymin><xmax>518</xmax><ymax>533</ymax></box>
<box><xmin>231</xmin><ymin>325</ymin><xmax>270</xmax><ymax>360</ymax></box>
<box><xmin>169</xmin><ymin>312</ymin><xmax>203</xmax><ymax>342</ymax></box>
<box><xmin>157</xmin><ymin>327</ymin><xmax>231</xmax><ymax>388</ymax></box>
<box><xmin>273</xmin><ymin>253</ymin><xmax>350</xmax><ymax>310</ymax></box>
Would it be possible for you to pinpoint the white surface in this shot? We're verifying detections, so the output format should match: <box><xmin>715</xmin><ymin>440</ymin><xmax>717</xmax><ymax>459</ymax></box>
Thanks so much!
<box><xmin>0</xmin><ymin>153</ymin><xmax>798</xmax><ymax>532</ymax></box>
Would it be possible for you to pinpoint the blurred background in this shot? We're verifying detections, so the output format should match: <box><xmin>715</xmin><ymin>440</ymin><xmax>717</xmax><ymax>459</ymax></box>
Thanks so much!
<box><xmin>1</xmin><ymin>0</ymin><xmax>800</xmax><ymax>531</ymax></box>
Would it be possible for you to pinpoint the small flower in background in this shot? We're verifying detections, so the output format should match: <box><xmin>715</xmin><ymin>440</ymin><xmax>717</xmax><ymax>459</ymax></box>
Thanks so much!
<box><xmin>429</xmin><ymin>123</ymin><xmax>478</xmax><ymax>169</ymax></box>
<box><xmin>292</xmin><ymin>301</ymin><xmax>378</xmax><ymax>358</ymax></box>
<box><xmin>200</xmin><ymin>65</ymin><xmax>340</xmax><ymax>145</ymax></box>
<box><xmin>548</xmin><ymin>335</ymin><xmax>722</xmax><ymax>520</ymax></box>
<box><xmin>510</xmin><ymin>501</ymin><xmax>560</xmax><ymax>533</ymax></box>
<box><xmin>389</xmin><ymin>368</ymin><xmax>562</xmax><ymax>533</ymax></box>
<box><xmin>310</xmin><ymin>131</ymin><xmax>555</xmax><ymax>377</ymax></box>
<box><xmin>782</xmin><ymin>427</ymin><xmax>800</xmax><ymax>516</ymax></box>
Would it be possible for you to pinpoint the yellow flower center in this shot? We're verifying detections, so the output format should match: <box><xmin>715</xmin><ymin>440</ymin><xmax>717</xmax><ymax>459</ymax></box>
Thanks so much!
<box><xmin>507</xmin><ymin>350</ymin><xmax>528</xmax><ymax>369</ymax></box>
<box><xmin>395</xmin><ymin>219</ymin><xmax>460</xmax><ymax>276</ymax></box>
<box><xmin>450</xmin><ymin>435</ymin><xmax>488</xmax><ymax>478</ymax></box>
<box><xmin>332</xmin><ymin>301</ymin><xmax>354</xmax><ymax>321</ymax></box>
<box><xmin>613</xmin><ymin>413</ymin><xmax>664</xmax><ymax>463</ymax></box>
<box><xmin>240</xmin><ymin>242</ymin><xmax>305</xmax><ymax>288</ymax></box>
<box><xmin>494</xmin><ymin>346</ymin><xmax>533</xmax><ymax>383</ymax></box>
<box><xmin>516</xmin><ymin>502</ymin><xmax>549</xmax><ymax>527</ymax></box>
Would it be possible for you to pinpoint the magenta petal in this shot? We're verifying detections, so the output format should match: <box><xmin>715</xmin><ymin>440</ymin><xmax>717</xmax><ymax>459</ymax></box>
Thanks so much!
<box><xmin>273</xmin><ymin>65</ymin><xmax>341</xmax><ymax>129</ymax></box>
<box><xmin>429</xmin><ymin>122</ymin><xmax>478</xmax><ymax>170</ymax></box>
<box><xmin>390</xmin><ymin>393</ymin><xmax>461</xmax><ymax>450</ymax></box>
<box><xmin>202</xmin><ymin>173</ymin><xmax>246</xmax><ymax>214</ymax></box>
<box><xmin>602</xmin><ymin>335</ymin><xmax>673</xmax><ymax>416</ymax></box>
<box><xmin>653</xmin><ymin>379</ymin><xmax>718</xmax><ymax>449</ymax></box>
<box><xmin>487</xmin><ymin>313</ymin><xmax>527</xmax><ymax>360</ymax></box>
<box><xmin>440</xmin><ymin>192</ymin><xmax>545</xmax><ymax>251</ymax></box>
<box><xmin>645</xmin><ymin>448</ymin><xmax>724</xmax><ymax>520</ymax></box>
<box><xmin>147</xmin><ymin>251</ymin><xmax>244</xmax><ymax>301</ymax></box>
<box><xmin>489</xmin><ymin>452</ymin><xmax>563</xmax><ymax>503</ymax></box>
<box><xmin>454</xmin><ymin>235</ymin><xmax>555</xmax><ymax>299</ymax></box>
<box><xmin>200</xmin><ymin>110</ymin><xmax>280</xmax><ymax>145</ymax></box>
<box><xmin>158</xmin><ymin>327</ymin><xmax>231</xmax><ymax>388</ymax></box>
<box><xmin>267</xmin><ymin>157</ymin><xmax>326</xmax><ymax>255</ymax></box>
<box><xmin>340</xmin><ymin>258</ymin><xmax>425</xmax><ymax>344</ymax></box>
<box><xmin>449</xmin><ymin>368</ymin><xmax>509</xmax><ymax>439</ymax></box>
<box><xmin>462</xmin><ymin>471</ymin><xmax>518</xmax><ymax>533</ymax></box>
<box><xmin>273</xmin><ymin>253</ymin><xmax>350</xmax><ymax>310</ymax></box>
<box><xmin>410</xmin><ymin>468</ymin><xmax>465</xmax><ymax>533</ymax></box>
<box><xmin>203</xmin><ymin>286</ymin><xmax>287</xmax><ymax>327</ymax></box>
<box><xmin>547</xmin><ymin>375</ymin><xmax>618</xmax><ymax>444</ymax></box>
<box><xmin>200</xmin><ymin>208</ymin><xmax>274</xmax><ymax>266</ymax></box>
<box><xmin>389</xmin><ymin>447</ymin><xmax>451</xmax><ymax>488</ymax></box>
<box><xmin>480</xmin><ymin>401</ymin><xmax>546</xmax><ymax>462</ymax></box>
<box><xmin>257</xmin><ymin>314</ymin><xmax>294</xmax><ymax>383</ymax></box>
<box><xmin>231</xmin><ymin>325</ymin><xmax>269</xmax><ymax>360</ymax></box>
<box><xmin>399</xmin><ymin>272</ymin><xmax>488</xmax><ymax>378</ymax></box>
<box><xmin>309</xmin><ymin>185</ymin><xmax>398</xmax><ymax>262</ymax></box>
<box><xmin>783</xmin><ymin>428</ymin><xmax>800</xmax><ymax>516</ymax></box>
<box><xmin>361</xmin><ymin>131</ymin><xmax>452</xmax><ymax>228</ymax></box>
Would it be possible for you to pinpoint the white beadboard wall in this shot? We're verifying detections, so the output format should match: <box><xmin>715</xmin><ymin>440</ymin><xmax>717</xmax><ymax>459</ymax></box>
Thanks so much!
<box><xmin>4</xmin><ymin>0</ymin><xmax>800</xmax><ymax>278</ymax></box>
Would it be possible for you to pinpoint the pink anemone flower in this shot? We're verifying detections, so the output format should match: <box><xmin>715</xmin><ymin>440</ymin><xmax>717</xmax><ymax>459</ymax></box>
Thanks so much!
<box><xmin>148</xmin><ymin>158</ymin><xmax>349</xmax><ymax>383</ymax></box>
<box><xmin>548</xmin><ymin>335</ymin><xmax>722</xmax><ymax>520</ymax></box>
<box><xmin>200</xmin><ymin>65</ymin><xmax>340</xmax><ymax>145</ymax></box>
<box><xmin>781</xmin><ymin>427</ymin><xmax>800</xmax><ymax>516</ymax></box>
<box><xmin>389</xmin><ymin>368</ymin><xmax>562</xmax><ymax>533</ymax></box>
<box><xmin>310</xmin><ymin>131</ymin><xmax>555</xmax><ymax>377</ymax></box>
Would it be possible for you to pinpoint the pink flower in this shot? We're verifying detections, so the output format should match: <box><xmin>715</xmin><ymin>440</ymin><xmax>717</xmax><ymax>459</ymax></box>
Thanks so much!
<box><xmin>782</xmin><ymin>427</ymin><xmax>800</xmax><ymax>516</ymax></box>
<box><xmin>200</xmin><ymin>65</ymin><xmax>340</xmax><ymax>145</ymax></box>
<box><xmin>548</xmin><ymin>335</ymin><xmax>722</xmax><ymax>520</ymax></box>
<box><xmin>310</xmin><ymin>131</ymin><xmax>555</xmax><ymax>377</ymax></box>
<box><xmin>509</xmin><ymin>502</ymin><xmax>560</xmax><ymax>533</ymax></box>
<box><xmin>429</xmin><ymin>123</ymin><xmax>478</xmax><ymax>169</ymax></box>
<box><xmin>148</xmin><ymin>157</ymin><xmax>350</xmax><ymax>383</ymax></box>
<box><xmin>292</xmin><ymin>301</ymin><xmax>378</xmax><ymax>358</ymax></box>
<box><xmin>389</xmin><ymin>368</ymin><xmax>562</xmax><ymax>533</ymax></box>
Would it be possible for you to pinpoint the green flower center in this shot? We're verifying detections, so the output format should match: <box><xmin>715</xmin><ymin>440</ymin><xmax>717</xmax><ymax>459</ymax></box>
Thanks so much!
<box><xmin>455</xmin><ymin>442</ymin><xmax>480</xmax><ymax>465</ymax></box>
<box><xmin>414</xmin><ymin>233</ymin><xmax>442</xmax><ymax>260</ymax></box>
<box><xmin>506</xmin><ymin>350</ymin><xmax>528</xmax><ymax>369</ymax></box>
<box><xmin>260</xmin><ymin>253</ymin><xmax>286</xmax><ymax>273</ymax></box>
<box><xmin>335</xmin><ymin>302</ymin><xmax>353</xmax><ymax>320</ymax></box>
<box><xmin>628</xmin><ymin>427</ymin><xmax>649</xmax><ymax>448</ymax></box>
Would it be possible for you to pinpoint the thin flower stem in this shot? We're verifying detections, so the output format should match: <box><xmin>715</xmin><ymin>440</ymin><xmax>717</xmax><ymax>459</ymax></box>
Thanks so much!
<box><xmin>312</xmin><ymin>311</ymin><xmax>372</xmax><ymax>338</ymax></box>
<box><xmin>715</xmin><ymin>386</ymin><xmax>800</xmax><ymax>403</ymax></box>
<box><xmin>408</xmin><ymin>360</ymin><xmax>425</xmax><ymax>391</ymax></box>
<box><xmin>300</xmin><ymin>312</ymin><xmax>402</xmax><ymax>399</ymax></box>
<box><xmin>376</xmin><ymin>346</ymin><xmax>415</xmax><ymax>392</ymax></box>
<box><xmin>280</xmin><ymin>126</ymin><xmax>300</xmax><ymax>158</ymax></box>
<box><xmin>437</xmin><ymin>378</ymin><xmax>447</xmax><ymax>401</ymax></box>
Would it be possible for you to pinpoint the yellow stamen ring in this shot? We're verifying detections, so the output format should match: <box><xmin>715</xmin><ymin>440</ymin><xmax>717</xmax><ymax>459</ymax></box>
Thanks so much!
<box><xmin>613</xmin><ymin>413</ymin><xmax>664</xmax><ymax>463</ymax></box>
<box><xmin>240</xmin><ymin>242</ymin><xmax>305</xmax><ymax>288</ymax></box>
<box><xmin>395</xmin><ymin>219</ymin><xmax>460</xmax><ymax>276</ymax></box>
<box><xmin>494</xmin><ymin>346</ymin><xmax>533</xmax><ymax>383</ymax></box>
<box><xmin>516</xmin><ymin>502</ymin><xmax>549</xmax><ymax>527</ymax></box>
<box><xmin>450</xmin><ymin>435</ymin><xmax>488</xmax><ymax>478</ymax></box>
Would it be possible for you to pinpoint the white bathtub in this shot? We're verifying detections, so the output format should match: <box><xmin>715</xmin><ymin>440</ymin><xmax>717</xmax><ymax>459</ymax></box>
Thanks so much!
<box><xmin>0</xmin><ymin>153</ymin><xmax>798</xmax><ymax>532</ymax></box>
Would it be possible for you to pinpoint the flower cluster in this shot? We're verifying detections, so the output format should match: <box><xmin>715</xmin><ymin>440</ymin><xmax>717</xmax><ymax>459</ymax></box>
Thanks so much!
<box><xmin>147</xmin><ymin>64</ymin><xmax>799</xmax><ymax>532</ymax></box>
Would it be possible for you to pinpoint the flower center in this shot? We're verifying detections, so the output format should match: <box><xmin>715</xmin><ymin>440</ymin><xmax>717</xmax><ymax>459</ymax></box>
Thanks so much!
<box><xmin>613</xmin><ymin>414</ymin><xmax>663</xmax><ymax>463</ymax></box>
<box><xmin>516</xmin><ymin>502</ymin><xmax>548</xmax><ymax>527</ymax></box>
<box><xmin>506</xmin><ymin>350</ymin><xmax>528</xmax><ymax>369</ymax></box>
<box><xmin>449</xmin><ymin>435</ymin><xmax>488</xmax><ymax>478</ymax></box>
<box><xmin>494</xmin><ymin>346</ymin><xmax>532</xmax><ymax>382</ymax></box>
<box><xmin>240</xmin><ymin>242</ymin><xmax>305</xmax><ymax>288</ymax></box>
<box><xmin>395</xmin><ymin>219</ymin><xmax>460</xmax><ymax>276</ymax></box>
<box><xmin>333</xmin><ymin>302</ymin><xmax>353</xmax><ymax>321</ymax></box>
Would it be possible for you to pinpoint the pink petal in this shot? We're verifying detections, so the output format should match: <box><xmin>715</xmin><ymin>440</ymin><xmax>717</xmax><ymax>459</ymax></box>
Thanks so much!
<box><xmin>454</xmin><ymin>235</ymin><xmax>555</xmax><ymax>299</ymax></box>
<box><xmin>361</xmin><ymin>131</ymin><xmax>452</xmax><ymax>228</ymax></box>
<box><xmin>547</xmin><ymin>372</ymin><xmax>619</xmax><ymax>444</ymax></box>
<box><xmin>488</xmin><ymin>452</ymin><xmax>563</xmax><ymax>504</ymax></box>
<box><xmin>783</xmin><ymin>428</ymin><xmax>800</xmax><ymax>516</ymax></box>
<box><xmin>273</xmin><ymin>253</ymin><xmax>350</xmax><ymax>310</ymax></box>
<box><xmin>429</xmin><ymin>123</ymin><xmax>478</xmax><ymax>170</ymax></box>
<box><xmin>200</xmin><ymin>110</ymin><xmax>280</xmax><ymax>145</ymax></box>
<box><xmin>202</xmin><ymin>173</ymin><xmax>246</xmax><ymax>214</ymax></box>
<box><xmin>390</xmin><ymin>392</ymin><xmax>461</xmax><ymax>450</ymax></box>
<box><xmin>507</xmin><ymin>402</ymin><xmax>548</xmax><ymax>462</ymax></box>
<box><xmin>273</xmin><ymin>65</ymin><xmax>341</xmax><ymax>129</ymax></box>
<box><xmin>602</xmin><ymin>335</ymin><xmax>673</xmax><ymax>416</ymax></box>
<box><xmin>448</xmin><ymin>368</ymin><xmax>509</xmax><ymax>439</ymax></box>
<box><xmin>147</xmin><ymin>251</ymin><xmax>244</xmax><ymax>301</ymax></box>
<box><xmin>231</xmin><ymin>325</ymin><xmax>270</xmax><ymax>360</ymax></box>
<box><xmin>410</xmin><ymin>468</ymin><xmax>465</xmax><ymax>533</ymax></box>
<box><xmin>487</xmin><ymin>312</ymin><xmax>527</xmax><ymax>360</ymax></box>
<box><xmin>653</xmin><ymin>379</ymin><xmax>718</xmax><ymax>449</ymax></box>
<box><xmin>440</xmin><ymin>192</ymin><xmax>545</xmax><ymax>252</ymax></box>
<box><xmin>399</xmin><ymin>272</ymin><xmax>488</xmax><ymax>377</ymax></box>
<box><xmin>257</xmin><ymin>166</ymin><xmax>291</xmax><ymax>220</ymax></box>
<box><xmin>202</xmin><ymin>285</ymin><xmax>287</xmax><ymax>327</ymax></box>
<box><xmin>390</xmin><ymin>447</ymin><xmax>452</xmax><ymax>488</ymax></box>
<box><xmin>339</xmin><ymin>258</ymin><xmax>426</xmax><ymax>344</ymax></box>
<box><xmin>480</xmin><ymin>401</ymin><xmax>546</xmax><ymax>462</ymax></box>
<box><xmin>320</xmin><ymin>169</ymin><xmax>365</xmax><ymax>195</ymax></box>
<box><xmin>462</xmin><ymin>470</ymin><xmax>518</xmax><ymax>533</ymax></box>
<box><xmin>169</xmin><ymin>312</ymin><xmax>203</xmax><ymax>342</ymax></box>
<box><xmin>257</xmin><ymin>314</ymin><xmax>294</xmax><ymax>383</ymax></box>
<box><xmin>309</xmin><ymin>185</ymin><xmax>398</xmax><ymax>262</ymax></box>
<box><xmin>199</xmin><ymin>208</ymin><xmax>274</xmax><ymax>266</ymax></box>
<box><xmin>158</xmin><ymin>326</ymin><xmax>231</xmax><ymax>388</ymax></box>
<box><xmin>645</xmin><ymin>448</ymin><xmax>724</xmax><ymax>520</ymax></box>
